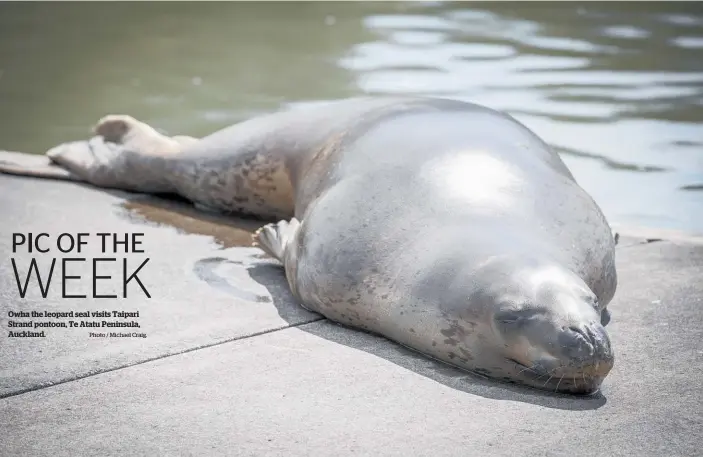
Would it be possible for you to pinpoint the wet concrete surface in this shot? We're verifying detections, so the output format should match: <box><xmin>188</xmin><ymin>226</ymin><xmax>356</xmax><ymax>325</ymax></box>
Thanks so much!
<box><xmin>0</xmin><ymin>174</ymin><xmax>320</xmax><ymax>397</ymax></box>
<box><xmin>0</xmin><ymin>175</ymin><xmax>701</xmax><ymax>456</ymax></box>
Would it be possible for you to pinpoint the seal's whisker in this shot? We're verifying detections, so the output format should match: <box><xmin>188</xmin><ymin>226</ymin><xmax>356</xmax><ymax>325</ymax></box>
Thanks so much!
<box><xmin>554</xmin><ymin>375</ymin><xmax>564</xmax><ymax>392</ymax></box>
<box><xmin>542</xmin><ymin>375</ymin><xmax>553</xmax><ymax>386</ymax></box>
<box><xmin>517</xmin><ymin>364</ymin><xmax>538</xmax><ymax>375</ymax></box>
<box><xmin>539</xmin><ymin>367</ymin><xmax>559</xmax><ymax>384</ymax></box>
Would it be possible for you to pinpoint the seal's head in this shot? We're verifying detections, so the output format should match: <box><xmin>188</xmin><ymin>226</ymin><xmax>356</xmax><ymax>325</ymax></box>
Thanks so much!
<box><xmin>449</xmin><ymin>256</ymin><xmax>614</xmax><ymax>395</ymax></box>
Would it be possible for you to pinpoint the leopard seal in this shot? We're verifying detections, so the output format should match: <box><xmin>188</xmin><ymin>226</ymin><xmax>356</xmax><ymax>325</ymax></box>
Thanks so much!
<box><xmin>0</xmin><ymin>97</ymin><xmax>617</xmax><ymax>394</ymax></box>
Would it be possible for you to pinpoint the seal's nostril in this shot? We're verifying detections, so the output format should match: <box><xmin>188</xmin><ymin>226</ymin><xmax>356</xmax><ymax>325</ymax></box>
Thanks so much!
<box><xmin>568</xmin><ymin>323</ymin><xmax>604</xmax><ymax>344</ymax></box>
<box><xmin>585</xmin><ymin>322</ymin><xmax>613</xmax><ymax>358</ymax></box>
<box><xmin>567</xmin><ymin>325</ymin><xmax>590</xmax><ymax>342</ymax></box>
<box><xmin>559</xmin><ymin>322</ymin><xmax>613</xmax><ymax>364</ymax></box>
<box><xmin>558</xmin><ymin>326</ymin><xmax>594</xmax><ymax>360</ymax></box>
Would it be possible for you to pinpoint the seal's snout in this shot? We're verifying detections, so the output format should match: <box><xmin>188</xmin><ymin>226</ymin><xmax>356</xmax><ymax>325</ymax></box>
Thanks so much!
<box><xmin>497</xmin><ymin>306</ymin><xmax>615</xmax><ymax>393</ymax></box>
<box><xmin>539</xmin><ymin>320</ymin><xmax>615</xmax><ymax>394</ymax></box>
<box><xmin>559</xmin><ymin>321</ymin><xmax>613</xmax><ymax>371</ymax></box>
<box><xmin>560</xmin><ymin>325</ymin><xmax>595</xmax><ymax>359</ymax></box>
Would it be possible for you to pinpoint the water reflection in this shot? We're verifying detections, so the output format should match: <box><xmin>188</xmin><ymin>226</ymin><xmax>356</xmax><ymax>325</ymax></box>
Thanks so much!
<box><xmin>119</xmin><ymin>197</ymin><xmax>265</xmax><ymax>249</ymax></box>
<box><xmin>0</xmin><ymin>1</ymin><xmax>701</xmax><ymax>232</ymax></box>
<box><xmin>346</xmin><ymin>2</ymin><xmax>703</xmax><ymax>231</ymax></box>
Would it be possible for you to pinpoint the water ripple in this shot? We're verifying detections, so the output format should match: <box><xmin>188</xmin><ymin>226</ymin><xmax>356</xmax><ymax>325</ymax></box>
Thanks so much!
<box><xmin>345</xmin><ymin>2</ymin><xmax>703</xmax><ymax>232</ymax></box>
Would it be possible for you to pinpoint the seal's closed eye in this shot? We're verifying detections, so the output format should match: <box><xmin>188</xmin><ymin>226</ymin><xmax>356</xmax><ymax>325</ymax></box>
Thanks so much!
<box><xmin>494</xmin><ymin>307</ymin><xmax>542</xmax><ymax>326</ymax></box>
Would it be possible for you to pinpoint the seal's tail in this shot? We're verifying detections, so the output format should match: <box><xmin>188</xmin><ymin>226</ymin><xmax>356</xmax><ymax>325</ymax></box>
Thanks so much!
<box><xmin>0</xmin><ymin>149</ymin><xmax>79</xmax><ymax>181</ymax></box>
<box><xmin>252</xmin><ymin>218</ymin><xmax>301</xmax><ymax>263</ymax></box>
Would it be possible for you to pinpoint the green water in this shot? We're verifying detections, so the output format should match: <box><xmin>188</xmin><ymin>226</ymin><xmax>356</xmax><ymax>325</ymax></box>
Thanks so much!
<box><xmin>1</xmin><ymin>2</ymin><xmax>701</xmax><ymax>232</ymax></box>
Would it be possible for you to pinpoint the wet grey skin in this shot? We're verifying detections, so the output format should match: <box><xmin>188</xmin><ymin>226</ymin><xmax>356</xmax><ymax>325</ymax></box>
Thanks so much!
<box><xmin>0</xmin><ymin>97</ymin><xmax>617</xmax><ymax>394</ymax></box>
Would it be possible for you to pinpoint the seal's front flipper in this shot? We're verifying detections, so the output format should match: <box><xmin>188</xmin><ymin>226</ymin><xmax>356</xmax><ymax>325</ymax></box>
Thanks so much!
<box><xmin>0</xmin><ymin>150</ymin><xmax>79</xmax><ymax>181</ymax></box>
<box><xmin>252</xmin><ymin>218</ymin><xmax>301</xmax><ymax>263</ymax></box>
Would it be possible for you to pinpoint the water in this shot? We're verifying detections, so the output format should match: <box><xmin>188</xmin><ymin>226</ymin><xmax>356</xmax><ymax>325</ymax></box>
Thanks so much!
<box><xmin>1</xmin><ymin>2</ymin><xmax>701</xmax><ymax>233</ymax></box>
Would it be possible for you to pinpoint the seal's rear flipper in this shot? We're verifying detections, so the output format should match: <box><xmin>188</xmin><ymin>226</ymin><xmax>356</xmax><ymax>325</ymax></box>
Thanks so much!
<box><xmin>0</xmin><ymin>150</ymin><xmax>79</xmax><ymax>181</ymax></box>
<box><xmin>252</xmin><ymin>218</ymin><xmax>301</xmax><ymax>263</ymax></box>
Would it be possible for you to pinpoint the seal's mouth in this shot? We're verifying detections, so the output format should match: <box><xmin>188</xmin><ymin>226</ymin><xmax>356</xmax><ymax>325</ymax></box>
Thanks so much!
<box><xmin>507</xmin><ymin>358</ymin><xmax>548</xmax><ymax>379</ymax></box>
<box><xmin>505</xmin><ymin>358</ymin><xmax>603</xmax><ymax>395</ymax></box>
